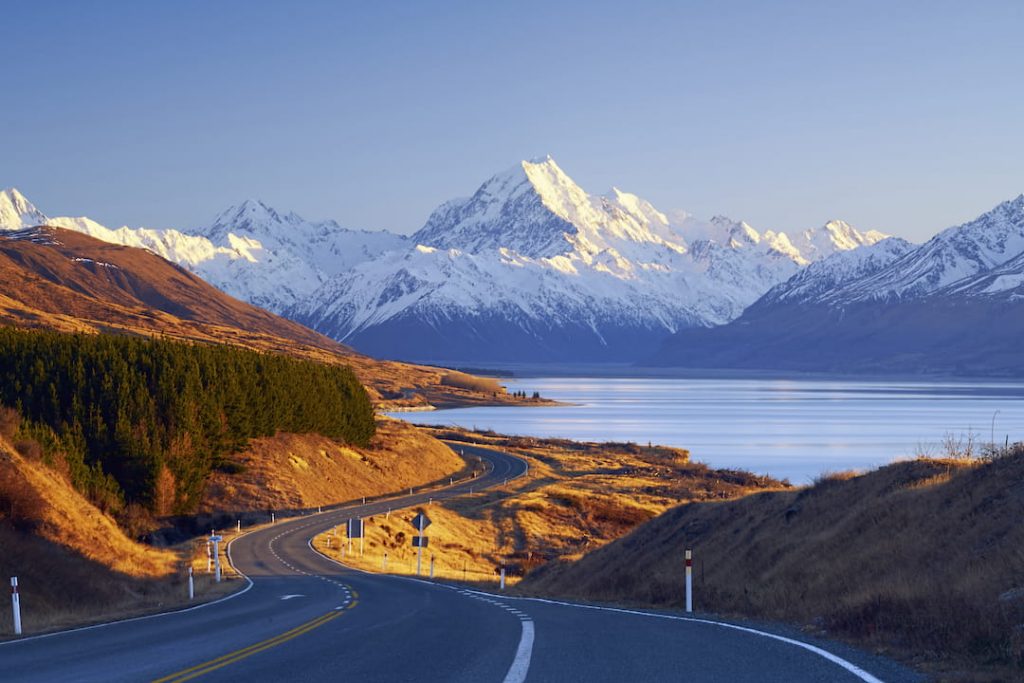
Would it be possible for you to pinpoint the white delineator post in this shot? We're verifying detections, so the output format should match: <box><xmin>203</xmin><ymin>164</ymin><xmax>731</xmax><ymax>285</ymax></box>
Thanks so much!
<box><xmin>188</xmin><ymin>567</ymin><xmax>194</xmax><ymax>601</ymax></box>
<box><xmin>685</xmin><ymin>549</ymin><xmax>693</xmax><ymax>613</ymax></box>
<box><xmin>271</xmin><ymin>512</ymin><xmax>275</xmax><ymax>524</ymax></box>
<box><xmin>382</xmin><ymin>553</ymin><xmax>388</xmax><ymax>571</ymax></box>
<box><xmin>429</xmin><ymin>555</ymin><xmax>435</xmax><ymax>580</ymax></box>
<box><xmin>236</xmin><ymin>520</ymin><xmax>240</xmax><ymax>533</ymax></box>
<box><xmin>416</xmin><ymin>515</ymin><xmax>425</xmax><ymax>576</ymax></box>
<box><xmin>212</xmin><ymin>537</ymin><xmax>222</xmax><ymax>583</ymax></box>
<box><xmin>11</xmin><ymin>577</ymin><xmax>22</xmax><ymax>635</ymax></box>
<box><xmin>500</xmin><ymin>565</ymin><xmax>506</xmax><ymax>590</ymax></box>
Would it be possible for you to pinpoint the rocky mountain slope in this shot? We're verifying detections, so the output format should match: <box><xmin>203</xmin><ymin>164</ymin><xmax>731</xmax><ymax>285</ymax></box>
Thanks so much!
<box><xmin>648</xmin><ymin>195</ymin><xmax>1024</xmax><ymax>375</ymax></box>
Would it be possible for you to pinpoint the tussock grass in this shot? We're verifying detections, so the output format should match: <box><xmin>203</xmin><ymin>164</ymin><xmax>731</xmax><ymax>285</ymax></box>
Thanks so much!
<box><xmin>519</xmin><ymin>452</ymin><xmax>1024</xmax><ymax>680</ymax></box>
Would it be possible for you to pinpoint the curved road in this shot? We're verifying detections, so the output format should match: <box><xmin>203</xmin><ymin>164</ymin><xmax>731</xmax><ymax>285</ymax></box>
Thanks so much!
<box><xmin>0</xmin><ymin>444</ymin><xmax>919</xmax><ymax>682</ymax></box>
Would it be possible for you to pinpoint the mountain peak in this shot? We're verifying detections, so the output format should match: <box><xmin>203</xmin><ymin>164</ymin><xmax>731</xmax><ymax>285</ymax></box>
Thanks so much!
<box><xmin>0</xmin><ymin>188</ymin><xmax>49</xmax><ymax>231</ymax></box>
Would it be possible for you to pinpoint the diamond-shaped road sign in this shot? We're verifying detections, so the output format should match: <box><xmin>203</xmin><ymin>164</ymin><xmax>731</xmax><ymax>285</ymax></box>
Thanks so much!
<box><xmin>410</xmin><ymin>512</ymin><xmax>431</xmax><ymax>531</ymax></box>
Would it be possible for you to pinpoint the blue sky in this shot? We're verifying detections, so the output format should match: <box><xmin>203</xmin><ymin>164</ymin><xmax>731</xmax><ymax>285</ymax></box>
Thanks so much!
<box><xmin>3</xmin><ymin>1</ymin><xmax>1022</xmax><ymax>241</ymax></box>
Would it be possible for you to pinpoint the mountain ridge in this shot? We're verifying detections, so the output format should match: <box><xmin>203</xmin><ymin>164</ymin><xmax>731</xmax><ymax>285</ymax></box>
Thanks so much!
<box><xmin>648</xmin><ymin>193</ymin><xmax>1024</xmax><ymax>375</ymax></box>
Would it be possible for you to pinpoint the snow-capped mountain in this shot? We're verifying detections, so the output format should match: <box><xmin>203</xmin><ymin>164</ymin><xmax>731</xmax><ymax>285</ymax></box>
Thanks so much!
<box><xmin>832</xmin><ymin>194</ymin><xmax>1024</xmax><ymax>303</ymax></box>
<box><xmin>0</xmin><ymin>188</ymin><xmax>47</xmax><ymax>230</ymax></box>
<box><xmin>648</xmin><ymin>194</ymin><xmax>1024</xmax><ymax>376</ymax></box>
<box><xmin>0</xmin><ymin>189</ymin><xmax>408</xmax><ymax>312</ymax></box>
<box><xmin>288</xmin><ymin>158</ymin><xmax>887</xmax><ymax>362</ymax></box>
<box><xmin>757</xmin><ymin>237</ymin><xmax>915</xmax><ymax>306</ymax></box>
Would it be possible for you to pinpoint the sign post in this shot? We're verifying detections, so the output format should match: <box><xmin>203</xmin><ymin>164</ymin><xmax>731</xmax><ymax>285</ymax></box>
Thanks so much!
<box><xmin>347</xmin><ymin>518</ymin><xmax>364</xmax><ymax>557</ymax></box>
<box><xmin>410</xmin><ymin>512</ymin><xmax>432</xmax><ymax>576</ymax></box>
<box><xmin>11</xmin><ymin>577</ymin><xmax>22</xmax><ymax>635</ymax></box>
<box><xmin>210</xmin><ymin>535</ymin><xmax>223</xmax><ymax>583</ymax></box>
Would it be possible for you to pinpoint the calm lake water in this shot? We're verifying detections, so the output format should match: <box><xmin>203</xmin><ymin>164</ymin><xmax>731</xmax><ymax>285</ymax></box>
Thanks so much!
<box><xmin>391</xmin><ymin>377</ymin><xmax>1024</xmax><ymax>483</ymax></box>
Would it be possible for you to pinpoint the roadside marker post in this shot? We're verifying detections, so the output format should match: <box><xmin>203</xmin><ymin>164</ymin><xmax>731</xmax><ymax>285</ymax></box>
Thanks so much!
<box><xmin>382</xmin><ymin>553</ymin><xmax>388</xmax><ymax>571</ymax></box>
<box><xmin>210</xmin><ymin>535</ymin><xmax>223</xmax><ymax>583</ymax></box>
<box><xmin>236</xmin><ymin>520</ymin><xmax>240</xmax><ymax>533</ymax></box>
<box><xmin>500</xmin><ymin>565</ymin><xmax>506</xmax><ymax>591</ymax></box>
<box><xmin>188</xmin><ymin>567</ymin><xmax>194</xmax><ymax>601</ymax></box>
<box><xmin>318</xmin><ymin>506</ymin><xmax>321</xmax><ymax>514</ymax></box>
<box><xmin>206</xmin><ymin>540</ymin><xmax>212</xmax><ymax>573</ymax></box>
<box><xmin>271</xmin><ymin>512</ymin><xmax>276</xmax><ymax>524</ymax></box>
<box><xmin>11</xmin><ymin>577</ymin><xmax>22</xmax><ymax>635</ymax></box>
<box><xmin>685</xmin><ymin>549</ymin><xmax>693</xmax><ymax>613</ymax></box>
<box><xmin>430</xmin><ymin>555</ymin><xmax>435</xmax><ymax>580</ymax></box>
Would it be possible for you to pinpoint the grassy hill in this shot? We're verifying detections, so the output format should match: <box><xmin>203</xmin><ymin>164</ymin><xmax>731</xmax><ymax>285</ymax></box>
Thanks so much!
<box><xmin>519</xmin><ymin>451</ymin><xmax>1024</xmax><ymax>680</ymax></box>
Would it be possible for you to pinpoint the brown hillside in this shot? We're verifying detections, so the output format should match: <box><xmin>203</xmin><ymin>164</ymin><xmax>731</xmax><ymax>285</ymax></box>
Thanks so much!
<box><xmin>0</xmin><ymin>435</ymin><xmax>206</xmax><ymax>634</ymax></box>
<box><xmin>0</xmin><ymin>226</ymin><xmax>528</xmax><ymax>408</ymax></box>
<box><xmin>519</xmin><ymin>453</ymin><xmax>1024</xmax><ymax>678</ymax></box>
<box><xmin>201</xmin><ymin>420</ymin><xmax>464</xmax><ymax>513</ymax></box>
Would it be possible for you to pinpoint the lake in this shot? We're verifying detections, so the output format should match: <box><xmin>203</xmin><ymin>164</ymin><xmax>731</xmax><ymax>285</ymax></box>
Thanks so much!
<box><xmin>391</xmin><ymin>377</ymin><xmax>1024</xmax><ymax>483</ymax></box>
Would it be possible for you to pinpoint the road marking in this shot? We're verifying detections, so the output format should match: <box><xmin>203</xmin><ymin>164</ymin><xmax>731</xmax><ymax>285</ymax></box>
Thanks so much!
<box><xmin>502</xmin><ymin>619</ymin><xmax>535</xmax><ymax>683</ymax></box>
<box><xmin>279</xmin><ymin>594</ymin><xmax>305</xmax><ymax>600</ymax></box>
<box><xmin>499</xmin><ymin>595</ymin><xmax>885</xmax><ymax>683</ymax></box>
<box><xmin>151</xmin><ymin>611</ymin><xmax>344</xmax><ymax>683</ymax></box>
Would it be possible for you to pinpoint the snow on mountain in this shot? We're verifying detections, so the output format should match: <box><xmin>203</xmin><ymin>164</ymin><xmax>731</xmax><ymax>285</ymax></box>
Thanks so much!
<box><xmin>290</xmin><ymin>158</ymin><xmax>886</xmax><ymax>361</ymax></box>
<box><xmin>0</xmin><ymin>188</ymin><xmax>48</xmax><ymax>230</ymax></box>
<box><xmin>0</xmin><ymin>189</ymin><xmax>408</xmax><ymax>313</ymax></box>
<box><xmin>647</xmin><ymin>192</ymin><xmax>1024</xmax><ymax>376</ymax></box>
<box><xmin>834</xmin><ymin>194</ymin><xmax>1024</xmax><ymax>302</ymax></box>
<box><xmin>944</xmin><ymin>250</ymin><xmax>1024</xmax><ymax>301</ymax></box>
<box><xmin>757</xmin><ymin>237</ymin><xmax>916</xmax><ymax>306</ymax></box>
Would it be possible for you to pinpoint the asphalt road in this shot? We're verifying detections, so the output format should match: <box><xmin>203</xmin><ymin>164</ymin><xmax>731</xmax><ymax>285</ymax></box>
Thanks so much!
<box><xmin>0</xmin><ymin>443</ymin><xmax>921</xmax><ymax>682</ymax></box>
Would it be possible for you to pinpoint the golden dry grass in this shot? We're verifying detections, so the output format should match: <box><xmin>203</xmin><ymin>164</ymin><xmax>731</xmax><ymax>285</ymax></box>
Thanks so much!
<box><xmin>519</xmin><ymin>452</ymin><xmax>1024</xmax><ymax>681</ymax></box>
<box><xmin>200</xmin><ymin>419</ymin><xmax>465</xmax><ymax>514</ymax></box>
<box><xmin>313</xmin><ymin>426</ymin><xmax>785</xmax><ymax>588</ymax></box>
<box><xmin>0</xmin><ymin>436</ymin><xmax>242</xmax><ymax>637</ymax></box>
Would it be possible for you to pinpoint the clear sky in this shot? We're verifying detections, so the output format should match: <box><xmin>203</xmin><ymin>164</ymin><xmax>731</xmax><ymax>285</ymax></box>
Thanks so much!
<box><xmin>3</xmin><ymin>1</ymin><xmax>1022</xmax><ymax>242</ymax></box>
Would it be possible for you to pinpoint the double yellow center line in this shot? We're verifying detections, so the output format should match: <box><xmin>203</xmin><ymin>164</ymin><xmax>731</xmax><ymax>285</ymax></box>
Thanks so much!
<box><xmin>152</xmin><ymin>604</ymin><xmax>352</xmax><ymax>683</ymax></box>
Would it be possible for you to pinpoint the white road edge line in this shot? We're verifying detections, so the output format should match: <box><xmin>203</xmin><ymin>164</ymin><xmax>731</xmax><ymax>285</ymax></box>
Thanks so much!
<box><xmin>309</xmin><ymin>536</ymin><xmax>540</xmax><ymax>683</ymax></box>
<box><xmin>486</xmin><ymin>594</ymin><xmax>884</xmax><ymax>683</ymax></box>
<box><xmin>502</xmin><ymin>619</ymin><xmax>534</xmax><ymax>683</ymax></box>
<box><xmin>0</xmin><ymin>529</ymin><xmax>255</xmax><ymax>648</ymax></box>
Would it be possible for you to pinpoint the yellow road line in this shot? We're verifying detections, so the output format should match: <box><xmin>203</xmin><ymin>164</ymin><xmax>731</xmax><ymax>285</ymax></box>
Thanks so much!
<box><xmin>152</xmin><ymin>610</ymin><xmax>345</xmax><ymax>683</ymax></box>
